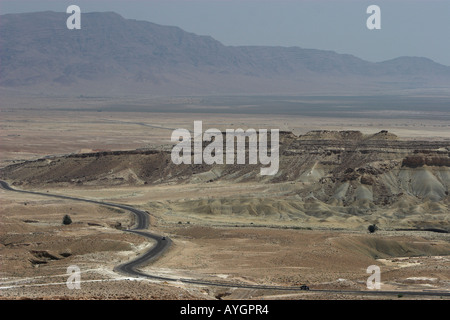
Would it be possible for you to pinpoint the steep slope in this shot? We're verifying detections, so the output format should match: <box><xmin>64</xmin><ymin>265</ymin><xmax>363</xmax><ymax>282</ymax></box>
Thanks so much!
<box><xmin>1</xmin><ymin>130</ymin><xmax>449</xmax><ymax>230</ymax></box>
<box><xmin>1</xmin><ymin>130</ymin><xmax>449</xmax><ymax>203</ymax></box>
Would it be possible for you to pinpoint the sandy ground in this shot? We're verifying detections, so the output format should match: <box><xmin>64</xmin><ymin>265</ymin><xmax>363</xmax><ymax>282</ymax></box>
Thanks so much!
<box><xmin>19</xmin><ymin>180</ymin><xmax>448</xmax><ymax>232</ymax></box>
<box><xmin>0</xmin><ymin>190</ymin><xmax>206</xmax><ymax>300</ymax></box>
<box><xmin>1</xmin><ymin>184</ymin><xmax>449</xmax><ymax>300</ymax></box>
<box><xmin>1</xmin><ymin>109</ymin><xmax>450</xmax><ymax>168</ymax></box>
<box><xmin>1</xmin><ymin>109</ymin><xmax>449</xmax><ymax>300</ymax></box>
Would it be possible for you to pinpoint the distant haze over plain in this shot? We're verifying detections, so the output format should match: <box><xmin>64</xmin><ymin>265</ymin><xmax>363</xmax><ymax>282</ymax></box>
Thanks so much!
<box><xmin>1</xmin><ymin>0</ymin><xmax>450</xmax><ymax>67</ymax></box>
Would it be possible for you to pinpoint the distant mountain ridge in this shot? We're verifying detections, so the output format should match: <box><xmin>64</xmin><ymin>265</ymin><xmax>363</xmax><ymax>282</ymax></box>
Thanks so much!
<box><xmin>1</xmin><ymin>11</ymin><xmax>450</xmax><ymax>96</ymax></box>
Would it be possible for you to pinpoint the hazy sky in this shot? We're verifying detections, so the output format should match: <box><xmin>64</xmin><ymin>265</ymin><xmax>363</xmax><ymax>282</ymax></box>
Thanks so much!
<box><xmin>1</xmin><ymin>0</ymin><xmax>450</xmax><ymax>66</ymax></box>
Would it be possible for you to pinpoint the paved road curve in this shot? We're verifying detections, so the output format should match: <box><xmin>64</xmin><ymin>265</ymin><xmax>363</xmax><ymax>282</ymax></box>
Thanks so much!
<box><xmin>0</xmin><ymin>180</ymin><xmax>171</xmax><ymax>278</ymax></box>
<box><xmin>1</xmin><ymin>180</ymin><xmax>449</xmax><ymax>298</ymax></box>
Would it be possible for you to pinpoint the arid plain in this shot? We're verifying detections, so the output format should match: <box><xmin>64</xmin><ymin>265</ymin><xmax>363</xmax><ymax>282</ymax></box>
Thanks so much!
<box><xmin>1</xmin><ymin>98</ymin><xmax>449</xmax><ymax>300</ymax></box>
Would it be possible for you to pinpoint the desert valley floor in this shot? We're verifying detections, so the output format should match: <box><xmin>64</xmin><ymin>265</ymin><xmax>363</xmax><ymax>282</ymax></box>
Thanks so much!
<box><xmin>0</xmin><ymin>105</ymin><xmax>449</xmax><ymax>300</ymax></box>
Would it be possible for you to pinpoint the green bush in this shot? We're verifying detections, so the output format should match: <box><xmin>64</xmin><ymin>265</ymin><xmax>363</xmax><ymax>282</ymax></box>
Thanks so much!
<box><xmin>62</xmin><ymin>214</ymin><xmax>72</xmax><ymax>225</ymax></box>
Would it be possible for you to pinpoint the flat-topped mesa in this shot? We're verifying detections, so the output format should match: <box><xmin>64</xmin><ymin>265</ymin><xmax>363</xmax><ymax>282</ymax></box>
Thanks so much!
<box><xmin>214</xmin><ymin>130</ymin><xmax>293</xmax><ymax>136</ymax></box>
<box><xmin>191</xmin><ymin>129</ymin><xmax>295</xmax><ymax>147</ymax></box>
<box><xmin>297</xmin><ymin>130</ymin><xmax>397</xmax><ymax>141</ymax></box>
<box><xmin>368</xmin><ymin>130</ymin><xmax>398</xmax><ymax>141</ymax></box>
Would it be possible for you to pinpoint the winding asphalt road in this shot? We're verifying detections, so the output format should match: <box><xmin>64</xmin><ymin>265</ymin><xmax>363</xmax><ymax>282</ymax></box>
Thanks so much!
<box><xmin>1</xmin><ymin>179</ymin><xmax>449</xmax><ymax>298</ymax></box>
<box><xmin>0</xmin><ymin>180</ymin><xmax>171</xmax><ymax>278</ymax></box>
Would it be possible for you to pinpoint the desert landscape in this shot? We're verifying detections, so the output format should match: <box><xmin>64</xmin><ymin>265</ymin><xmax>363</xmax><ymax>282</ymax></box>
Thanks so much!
<box><xmin>0</xmin><ymin>8</ymin><xmax>449</xmax><ymax>302</ymax></box>
<box><xmin>1</xmin><ymin>104</ymin><xmax>449</xmax><ymax>300</ymax></box>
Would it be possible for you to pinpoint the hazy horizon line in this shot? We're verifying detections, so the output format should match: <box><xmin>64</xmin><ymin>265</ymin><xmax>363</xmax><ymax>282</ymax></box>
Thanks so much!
<box><xmin>2</xmin><ymin>9</ymin><xmax>450</xmax><ymax>68</ymax></box>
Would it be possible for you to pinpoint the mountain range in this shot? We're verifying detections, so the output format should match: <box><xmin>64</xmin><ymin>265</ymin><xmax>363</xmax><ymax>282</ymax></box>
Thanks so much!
<box><xmin>1</xmin><ymin>11</ymin><xmax>450</xmax><ymax>96</ymax></box>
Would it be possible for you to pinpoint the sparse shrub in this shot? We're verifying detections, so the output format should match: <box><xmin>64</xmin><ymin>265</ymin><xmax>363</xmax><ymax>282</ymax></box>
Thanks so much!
<box><xmin>368</xmin><ymin>224</ymin><xmax>378</xmax><ymax>233</ymax></box>
<box><xmin>62</xmin><ymin>214</ymin><xmax>72</xmax><ymax>225</ymax></box>
<box><xmin>111</xmin><ymin>221</ymin><xmax>122</xmax><ymax>230</ymax></box>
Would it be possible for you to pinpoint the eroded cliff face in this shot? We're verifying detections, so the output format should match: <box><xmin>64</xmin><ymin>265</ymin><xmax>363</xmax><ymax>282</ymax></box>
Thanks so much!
<box><xmin>1</xmin><ymin>131</ymin><xmax>449</xmax><ymax>215</ymax></box>
<box><xmin>402</xmin><ymin>155</ymin><xmax>450</xmax><ymax>168</ymax></box>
